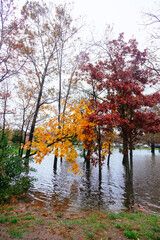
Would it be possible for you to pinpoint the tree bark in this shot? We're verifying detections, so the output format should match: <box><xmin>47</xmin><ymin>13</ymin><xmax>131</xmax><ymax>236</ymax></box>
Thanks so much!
<box><xmin>25</xmin><ymin>81</ymin><xmax>44</xmax><ymax>162</ymax></box>
<box><xmin>86</xmin><ymin>149</ymin><xmax>91</xmax><ymax>168</ymax></box>
<box><xmin>1</xmin><ymin>96</ymin><xmax>7</xmax><ymax>141</ymax></box>
<box><xmin>122</xmin><ymin>134</ymin><xmax>129</xmax><ymax>165</ymax></box>
<box><xmin>53</xmin><ymin>156</ymin><xmax>58</xmax><ymax>171</ymax></box>
<box><xmin>107</xmin><ymin>143</ymin><xmax>111</xmax><ymax>166</ymax></box>
<box><xmin>151</xmin><ymin>142</ymin><xmax>155</xmax><ymax>155</ymax></box>
<box><xmin>98</xmin><ymin>126</ymin><xmax>102</xmax><ymax>181</ymax></box>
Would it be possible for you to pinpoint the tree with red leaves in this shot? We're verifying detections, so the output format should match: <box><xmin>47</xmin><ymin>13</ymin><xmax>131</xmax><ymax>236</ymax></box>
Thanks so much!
<box><xmin>80</xmin><ymin>33</ymin><xmax>160</xmax><ymax>165</ymax></box>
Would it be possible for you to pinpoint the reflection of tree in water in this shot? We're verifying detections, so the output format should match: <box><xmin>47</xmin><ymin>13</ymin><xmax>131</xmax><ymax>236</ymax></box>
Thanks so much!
<box><xmin>106</xmin><ymin>165</ymin><xmax>115</xmax><ymax>205</ymax></box>
<box><xmin>79</xmin><ymin>163</ymin><xmax>106</xmax><ymax>210</ymax></box>
<box><xmin>123</xmin><ymin>161</ymin><xmax>134</xmax><ymax>209</ymax></box>
<box><xmin>50</xmin><ymin>160</ymin><xmax>82</xmax><ymax>210</ymax></box>
<box><xmin>29</xmin><ymin>149</ymin><xmax>160</xmax><ymax>213</ymax></box>
<box><xmin>51</xmin><ymin>154</ymin><xmax>135</xmax><ymax>211</ymax></box>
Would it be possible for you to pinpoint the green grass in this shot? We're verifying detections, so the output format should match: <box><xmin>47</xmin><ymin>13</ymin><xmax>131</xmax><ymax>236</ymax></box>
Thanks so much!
<box><xmin>56</xmin><ymin>213</ymin><xmax>62</xmax><ymax>218</ymax></box>
<box><xmin>108</xmin><ymin>213</ymin><xmax>118</xmax><ymax>220</ymax></box>
<box><xmin>58</xmin><ymin>211</ymin><xmax>160</xmax><ymax>239</ymax></box>
<box><xmin>21</xmin><ymin>215</ymin><xmax>35</xmax><ymax>220</ymax></box>
<box><xmin>34</xmin><ymin>217</ymin><xmax>45</xmax><ymax>225</ymax></box>
<box><xmin>60</xmin><ymin>218</ymin><xmax>85</xmax><ymax>226</ymax></box>
<box><xmin>25</xmin><ymin>212</ymin><xmax>32</xmax><ymax>215</ymax></box>
<box><xmin>7</xmin><ymin>207</ymin><xmax>14</xmax><ymax>211</ymax></box>
<box><xmin>0</xmin><ymin>204</ymin><xmax>160</xmax><ymax>240</ymax></box>
<box><xmin>124</xmin><ymin>230</ymin><xmax>140</xmax><ymax>239</ymax></box>
<box><xmin>60</xmin><ymin>213</ymin><xmax>109</xmax><ymax>239</ymax></box>
<box><xmin>0</xmin><ymin>216</ymin><xmax>8</xmax><ymax>223</ymax></box>
<box><xmin>68</xmin><ymin>225</ymin><xmax>73</xmax><ymax>229</ymax></box>
<box><xmin>9</xmin><ymin>218</ymin><xmax>20</xmax><ymax>224</ymax></box>
<box><xmin>111</xmin><ymin>211</ymin><xmax>160</xmax><ymax>239</ymax></box>
<box><xmin>114</xmin><ymin>222</ymin><xmax>125</xmax><ymax>229</ymax></box>
<box><xmin>86</xmin><ymin>232</ymin><xmax>95</xmax><ymax>238</ymax></box>
<box><xmin>10</xmin><ymin>230</ymin><xmax>23</xmax><ymax>239</ymax></box>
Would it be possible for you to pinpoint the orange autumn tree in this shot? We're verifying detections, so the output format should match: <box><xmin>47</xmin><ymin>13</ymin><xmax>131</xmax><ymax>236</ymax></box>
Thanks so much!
<box><xmin>25</xmin><ymin>100</ymin><xmax>115</xmax><ymax>174</ymax></box>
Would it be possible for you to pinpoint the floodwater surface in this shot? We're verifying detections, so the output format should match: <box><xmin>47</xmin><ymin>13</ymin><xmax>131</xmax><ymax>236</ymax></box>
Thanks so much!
<box><xmin>29</xmin><ymin>149</ymin><xmax>160</xmax><ymax>214</ymax></box>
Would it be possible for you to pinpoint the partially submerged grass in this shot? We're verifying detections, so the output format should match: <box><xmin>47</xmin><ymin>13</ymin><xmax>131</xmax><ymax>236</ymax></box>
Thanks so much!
<box><xmin>0</xmin><ymin>202</ymin><xmax>159</xmax><ymax>239</ymax></box>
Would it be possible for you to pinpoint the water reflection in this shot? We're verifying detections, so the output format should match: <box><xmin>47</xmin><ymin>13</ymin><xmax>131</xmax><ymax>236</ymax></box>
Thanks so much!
<box><xmin>29</xmin><ymin>149</ymin><xmax>160</xmax><ymax>214</ymax></box>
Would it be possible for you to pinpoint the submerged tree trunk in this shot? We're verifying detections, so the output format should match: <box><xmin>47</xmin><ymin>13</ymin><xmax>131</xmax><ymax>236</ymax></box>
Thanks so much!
<box><xmin>53</xmin><ymin>156</ymin><xmax>58</xmax><ymax>172</ymax></box>
<box><xmin>83</xmin><ymin>148</ymin><xmax>91</xmax><ymax>168</ymax></box>
<box><xmin>122</xmin><ymin>134</ymin><xmax>129</xmax><ymax>165</ymax></box>
<box><xmin>107</xmin><ymin>143</ymin><xmax>111</xmax><ymax>166</ymax></box>
<box><xmin>54</xmin><ymin>152</ymin><xmax>58</xmax><ymax>169</ymax></box>
<box><xmin>130</xmin><ymin>152</ymin><xmax>133</xmax><ymax>170</ymax></box>
<box><xmin>98</xmin><ymin>126</ymin><xmax>102</xmax><ymax>181</ymax></box>
<box><xmin>124</xmin><ymin>162</ymin><xmax>134</xmax><ymax>209</ymax></box>
<box><xmin>151</xmin><ymin>142</ymin><xmax>155</xmax><ymax>155</ymax></box>
<box><xmin>86</xmin><ymin>149</ymin><xmax>91</xmax><ymax>168</ymax></box>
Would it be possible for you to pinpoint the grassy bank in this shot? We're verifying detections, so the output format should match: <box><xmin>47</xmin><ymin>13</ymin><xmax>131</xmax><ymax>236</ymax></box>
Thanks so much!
<box><xmin>0</xmin><ymin>201</ymin><xmax>159</xmax><ymax>240</ymax></box>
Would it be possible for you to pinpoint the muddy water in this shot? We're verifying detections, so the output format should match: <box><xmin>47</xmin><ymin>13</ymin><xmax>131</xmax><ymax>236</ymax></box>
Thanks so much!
<box><xmin>29</xmin><ymin>149</ymin><xmax>160</xmax><ymax>214</ymax></box>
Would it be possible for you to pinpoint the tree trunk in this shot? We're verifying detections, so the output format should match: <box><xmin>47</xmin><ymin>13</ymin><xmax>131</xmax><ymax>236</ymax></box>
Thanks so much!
<box><xmin>53</xmin><ymin>155</ymin><xmax>58</xmax><ymax>171</ymax></box>
<box><xmin>25</xmin><ymin>81</ymin><xmax>44</xmax><ymax>163</ymax></box>
<box><xmin>151</xmin><ymin>142</ymin><xmax>155</xmax><ymax>155</ymax></box>
<box><xmin>98</xmin><ymin>126</ymin><xmax>102</xmax><ymax>181</ymax></box>
<box><xmin>1</xmin><ymin>96</ymin><xmax>7</xmax><ymax>141</ymax></box>
<box><xmin>124</xmin><ymin>163</ymin><xmax>134</xmax><ymax>209</ymax></box>
<box><xmin>122</xmin><ymin>134</ymin><xmax>129</xmax><ymax>165</ymax></box>
<box><xmin>130</xmin><ymin>151</ymin><xmax>133</xmax><ymax>170</ymax></box>
<box><xmin>107</xmin><ymin>143</ymin><xmax>111</xmax><ymax>166</ymax></box>
<box><xmin>86</xmin><ymin>149</ymin><xmax>91</xmax><ymax>168</ymax></box>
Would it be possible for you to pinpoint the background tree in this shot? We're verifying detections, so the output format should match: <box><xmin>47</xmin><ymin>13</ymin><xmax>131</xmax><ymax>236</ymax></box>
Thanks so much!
<box><xmin>143</xmin><ymin>9</ymin><xmax>160</xmax><ymax>76</ymax></box>
<box><xmin>0</xmin><ymin>0</ymin><xmax>27</xmax><ymax>83</ymax></box>
<box><xmin>14</xmin><ymin>76</ymin><xmax>44</xmax><ymax>157</ymax></box>
<box><xmin>13</xmin><ymin>1</ymin><xmax>82</xmax><ymax>164</ymax></box>
<box><xmin>0</xmin><ymin>81</ymin><xmax>14</xmax><ymax>140</ymax></box>
<box><xmin>80</xmin><ymin>33</ymin><xmax>160</xmax><ymax>165</ymax></box>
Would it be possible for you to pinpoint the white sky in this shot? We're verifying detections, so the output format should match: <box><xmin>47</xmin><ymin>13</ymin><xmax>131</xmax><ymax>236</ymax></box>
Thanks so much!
<box><xmin>16</xmin><ymin>0</ymin><xmax>159</xmax><ymax>49</ymax></box>
<box><xmin>59</xmin><ymin>0</ymin><xmax>159</xmax><ymax>49</ymax></box>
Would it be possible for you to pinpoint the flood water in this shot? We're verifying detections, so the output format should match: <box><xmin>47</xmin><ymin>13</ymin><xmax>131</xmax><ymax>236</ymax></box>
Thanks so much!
<box><xmin>29</xmin><ymin>149</ymin><xmax>160</xmax><ymax>214</ymax></box>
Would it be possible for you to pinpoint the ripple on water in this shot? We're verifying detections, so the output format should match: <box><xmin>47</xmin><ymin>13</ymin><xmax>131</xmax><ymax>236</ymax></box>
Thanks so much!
<box><xmin>29</xmin><ymin>149</ymin><xmax>160</xmax><ymax>214</ymax></box>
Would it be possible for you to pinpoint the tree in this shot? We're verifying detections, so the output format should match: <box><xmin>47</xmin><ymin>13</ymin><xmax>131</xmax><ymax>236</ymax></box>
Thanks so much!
<box><xmin>80</xmin><ymin>33</ymin><xmax>160</xmax><ymax>165</ymax></box>
<box><xmin>0</xmin><ymin>81</ymin><xmax>14</xmax><ymax>140</ymax></box>
<box><xmin>14</xmin><ymin>76</ymin><xmax>43</xmax><ymax>157</ymax></box>
<box><xmin>50</xmin><ymin>4</ymin><xmax>82</xmax><ymax>169</ymax></box>
<box><xmin>143</xmin><ymin>10</ymin><xmax>160</xmax><ymax>76</ymax></box>
<box><xmin>24</xmin><ymin>100</ymin><xmax>114</xmax><ymax>175</ymax></box>
<box><xmin>0</xmin><ymin>0</ymin><xmax>27</xmax><ymax>83</ymax></box>
<box><xmin>14</xmin><ymin>1</ymin><xmax>82</xmax><ymax>164</ymax></box>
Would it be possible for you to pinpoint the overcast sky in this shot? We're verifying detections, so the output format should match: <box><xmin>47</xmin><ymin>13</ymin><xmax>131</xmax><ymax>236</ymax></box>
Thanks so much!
<box><xmin>16</xmin><ymin>0</ymin><xmax>159</xmax><ymax>49</ymax></box>
<box><xmin>52</xmin><ymin>0</ymin><xmax>159</xmax><ymax>49</ymax></box>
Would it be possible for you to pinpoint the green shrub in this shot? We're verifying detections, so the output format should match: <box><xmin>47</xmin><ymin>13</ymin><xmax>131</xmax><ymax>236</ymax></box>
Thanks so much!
<box><xmin>0</xmin><ymin>132</ymin><xmax>34</xmax><ymax>202</ymax></box>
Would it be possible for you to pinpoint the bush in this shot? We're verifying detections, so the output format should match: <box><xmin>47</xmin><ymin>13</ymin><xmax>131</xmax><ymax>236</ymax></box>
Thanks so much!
<box><xmin>0</xmin><ymin>132</ymin><xmax>34</xmax><ymax>202</ymax></box>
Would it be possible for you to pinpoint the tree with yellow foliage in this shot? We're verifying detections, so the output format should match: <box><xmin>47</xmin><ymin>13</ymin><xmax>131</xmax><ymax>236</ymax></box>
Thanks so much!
<box><xmin>25</xmin><ymin>99</ymin><xmax>115</xmax><ymax>175</ymax></box>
